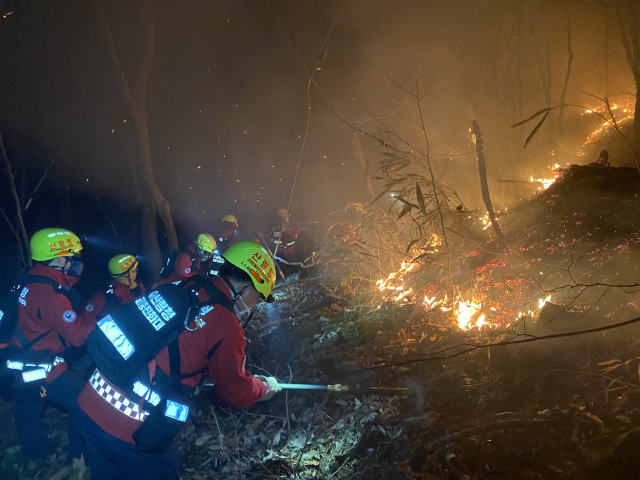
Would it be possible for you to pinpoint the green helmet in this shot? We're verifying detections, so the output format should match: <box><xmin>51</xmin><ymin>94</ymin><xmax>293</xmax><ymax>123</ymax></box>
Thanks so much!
<box><xmin>222</xmin><ymin>241</ymin><xmax>276</xmax><ymax>298</ymax></box>
<box><xmin>30</xmin><ymin>228</ymin><xmax>83</xmax><ymax>262</ymax></box>
<box><xmin>108</xmin><ymin>254</ymin><xmax>138</xmax><ymax>277</ymax></box>
<box><xmin>196</xmin><ymin>233</ymin><xmax>216</xmax><ymax>254</ymax></box>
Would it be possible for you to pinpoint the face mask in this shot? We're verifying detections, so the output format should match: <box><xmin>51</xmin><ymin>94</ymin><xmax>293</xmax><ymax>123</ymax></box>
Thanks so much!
<box><xmin>233</xmin><ymin>290</ymin><xmax>252</xmax><ymax>322</ymax></box>
<box><xmin>195</xmin><ymin>244</ymin><xmax>211</xmax><ymax>262</ymax></box>
<box><xmin>65</xmin><ymin>257</ymin><xmax>84</xmax><ymax>277</ymax></box>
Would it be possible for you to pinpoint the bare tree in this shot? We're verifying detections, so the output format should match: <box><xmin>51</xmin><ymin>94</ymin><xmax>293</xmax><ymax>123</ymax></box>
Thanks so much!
<box><xmin>96</xmin><ymin>0</ymin><xmax>178</xmax><ymax>277</ymax></box>
<box><xmin>558</xmin><ymin>1</ymin><xmax>573</xmax><ymax>137</ymax></box>
<box><xmin>0</xmin><ymin>133</ymin><xmax>30</xmax><ymax>268</ymax></box>
<box><xmin>615</xmin><ymin>1</ymin><xmax>640</xmax><ymax>158</ymax></box>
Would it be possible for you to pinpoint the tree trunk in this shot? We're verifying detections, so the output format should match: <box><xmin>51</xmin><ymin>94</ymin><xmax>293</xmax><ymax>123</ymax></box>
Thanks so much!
<box><xmin>353</xmin><ymin>134</ymin><xmax>374</xmax><ymax>202</ymax></box>
<box><xmin>472</xmin><ymin>120</ymin><xmax>507</xmax><ymax>246</ymax></box>
<box><xmin>558</xmin><ymin>2</ymin><xmax>573</xmax><ymax>138</ymax></box>
<box><xmin>634</xmin><ymin>92</ymin><xmax>640</xmax><ymax>160</ymax></box>
<box><xmin>0</xmin><ymin>132</ymin><xmax>31</xmax><ymax>267</ymax></box>
<box><xmin>96</xmin><ymin>0</ymin><xmax>178</xmax><ymax>279</ymax></box>
<box><xmin>615</xmin><ymin>5</ymin><xmax>640</xmax><ymax>160</ymax></box>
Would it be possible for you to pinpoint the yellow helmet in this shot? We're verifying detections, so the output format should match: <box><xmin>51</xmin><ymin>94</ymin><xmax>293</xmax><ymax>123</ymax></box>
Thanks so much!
<box><xmin>222</xmin><ymin>241</ymin><xmax>276</xmax><ymax>298</ymax></box>
<box><xmin>108</xmin><ymin>254</ymin><xmax>138</xmax><ymax>277</ymax></box>
<box><xmin>221</xmin><ymin>215</ymin><xmax>238</xmax><ymax>227</ymax></box>
<box><xmin>276</xmin><ymin>209</ymin><xmax>289</xmax><ymax>221</ymax></box>
<box><xmin>196</xmin><ymin>233</ymin><xmax>216</xmax><ymax>254</ymax></box>
<box><xmin>30</xmin><ymin>228</ymin><xmax>83</xmax><ymax>262</ymax></box>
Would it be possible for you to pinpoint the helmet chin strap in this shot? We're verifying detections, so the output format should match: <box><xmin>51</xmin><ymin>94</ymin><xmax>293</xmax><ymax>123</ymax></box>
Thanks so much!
<box><xmin>50</xmin><ymin>258</ymin><xmax>72</xmax><ymax>289</ymax></box>
<box><xmin>220</xmin><ymin>276</ymin><xmax>252</xmax><ymax>322</ymax></box>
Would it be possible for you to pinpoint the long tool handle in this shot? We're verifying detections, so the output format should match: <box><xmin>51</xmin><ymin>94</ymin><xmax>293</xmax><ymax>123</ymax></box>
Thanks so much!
<box><xmin>278</xmin><ymin>383</ymin><xmax>349</xmax><ymax>392</ymax></box>
<box><xmin>203</xmin><ymin>382</ymin><xmax>409</xmax><ymax>396</ymax></box>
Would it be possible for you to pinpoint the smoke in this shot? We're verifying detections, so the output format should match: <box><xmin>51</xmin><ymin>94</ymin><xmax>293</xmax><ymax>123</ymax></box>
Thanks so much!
<box><xmin>0</xmin><ymin>0</ymin><xmax>634</xmax><ymax>237</ymax></box>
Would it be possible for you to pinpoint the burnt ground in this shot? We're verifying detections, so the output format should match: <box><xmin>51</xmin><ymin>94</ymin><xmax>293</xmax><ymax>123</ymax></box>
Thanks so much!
<box><xmin>4</xmin><ymin>164</ymin><xmax>640</xmax><ymax>479</ymax></box>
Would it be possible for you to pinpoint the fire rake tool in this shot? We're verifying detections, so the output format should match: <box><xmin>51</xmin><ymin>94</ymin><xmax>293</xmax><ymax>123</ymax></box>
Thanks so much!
<box><xmin>203</xmin><ymin>382</ymin><xmax>410</xmax><ymax>396</ymax></box>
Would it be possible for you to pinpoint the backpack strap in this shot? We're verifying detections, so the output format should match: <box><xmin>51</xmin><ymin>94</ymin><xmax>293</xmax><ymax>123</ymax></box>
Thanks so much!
<box><xmin>14</xmin><ymin>327</ymin><xmax>53</xmax><ymax>351</ymax></box>
<box><xmin>96</xmin><ymin>289</ymin><xmax>123</xmax><ymax>319</ymax></box>
<box><xmin>190</xmin><ymin>251</ymin><xmax>198</xmax><ymax>273</ymax></box>
<box><xmin>25</xmin><ymin>275</ymin><xmax>64</xmax><ymax>291</ymax></box>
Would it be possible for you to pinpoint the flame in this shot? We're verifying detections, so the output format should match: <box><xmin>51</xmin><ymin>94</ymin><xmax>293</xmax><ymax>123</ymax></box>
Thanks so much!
<box><xmin>582</xmin><ymin>102</ymin><xmax>635</xmax><ymax>145</ymax></box>
<box><xmin>456</xmin><ymin>299</ymin><xmax>483</xmax><ymax>330</ymax></box>
<box><xmin>375</xmin><ymin>231</ymin><xmax>555</xmax><ymax>332</ymax></box>
<box><xmin>376</xmin><ymin>234</ymin><xmax>441</xmax><ymax>300</ymax></box>
<box><xmin>480</xmin><ymin>213</ymin><xmax>491</xmax><ymax>230</ymax></box>
<box><xmin>538</xmin><ymin>295</ymin><xmax>552</xmax><ymax>309</ymax></box>
<box><xmin>530</xmin><ymin>164</ymin><xmax>562</xmax><ymax>190</ymax></box>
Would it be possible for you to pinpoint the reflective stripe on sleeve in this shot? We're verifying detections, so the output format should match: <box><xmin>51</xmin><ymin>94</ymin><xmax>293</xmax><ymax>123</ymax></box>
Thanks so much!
<box><xmin>6</xmin><ymin>360</ymin><xmax>24</xmax><ymax>370</ymax></box>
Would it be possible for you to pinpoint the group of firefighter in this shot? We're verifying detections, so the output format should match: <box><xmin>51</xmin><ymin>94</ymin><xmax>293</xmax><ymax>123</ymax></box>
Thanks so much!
<box><xmin>0</xmin><ymin>209</ymin><xmax>303</xmax><ymax>479</ymax></box>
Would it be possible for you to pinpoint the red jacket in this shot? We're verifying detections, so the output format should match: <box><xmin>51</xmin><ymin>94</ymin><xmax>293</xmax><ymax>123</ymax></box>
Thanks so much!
<box><xmin>78</xmin><ymin>277</ymin><xmax>266</xmax><ymax>443</ymax></box>
<box><xmin>217</xmin><ymin>230</ymin><xmax>242</xmax><ymax>252</ymax></box>
<box><xmin>270</xmin><ymin>226</ymin><xmax>298</xmax><ymax>255</ymax></box>
<box><xmin>175</xmin><ymin>244</ymin><xmax>200</xmax><ymax>277</ymax></box>
<box><xmin>12</xmin><ymin>264</ymin><xmax>96</xmax><ymax>382</ymax></box>
<box><xmin>80</xmin><ymin>280</ymin><xmax>146</xmax><ymax>324</ymax></box>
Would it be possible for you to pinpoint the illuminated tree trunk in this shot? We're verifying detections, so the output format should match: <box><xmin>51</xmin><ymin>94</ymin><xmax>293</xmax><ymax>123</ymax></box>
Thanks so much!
<box><xmin>96</xmin><ymin>0</ymin><xmax>179</xmax><ymax>278</ymax></box>
<box><xmin>616</xmin><ymin>4</ymin><xmax>640</xmax><ymax>160</ymax></box>
<box><xmin>472</xmin><ymin>120</ymin><xmax>507</xmax><ymax>246</ymax></box>
<box><xmin>353</xmin><ymin>134</ymin><xmax>374</xmax><ymax>202</ymax></box>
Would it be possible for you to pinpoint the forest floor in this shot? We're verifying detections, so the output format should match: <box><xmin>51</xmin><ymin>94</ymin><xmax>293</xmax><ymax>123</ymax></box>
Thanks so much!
<box><xmin>3</xmin><ymin>163</ymin><xmax>640</xmax><ymax>479</ymax></box>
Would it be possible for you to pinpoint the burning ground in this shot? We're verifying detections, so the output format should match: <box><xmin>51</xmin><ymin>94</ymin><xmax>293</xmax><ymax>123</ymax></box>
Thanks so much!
<box><xmin>5</xmin><ymin>163</ymin><xmax>640</xmax><ymax>479</ymax></box>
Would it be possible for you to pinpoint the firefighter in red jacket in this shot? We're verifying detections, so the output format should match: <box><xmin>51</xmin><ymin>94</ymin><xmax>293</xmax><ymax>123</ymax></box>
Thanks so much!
<box><xmin>173</xmin><ymin>233</ymin><xmax>216</xmax><ymax>277</ymax></box>
<box><xmin>76</xmin><ymin>241</ymin><xmax>280</xmax><ymax>479</ymax></box>
<box><xmin>217</xmin><ymin>214</ymin><xmax>242</xmax><ymax>252</ymax></box>
<box><xmin>81</xmin><ymin>254</ymin><xmax>145</xmax><ymax>323</ymax></box>
<box><xmin>209</xmin><ymin>215</ymin><xmax>241</xmax><ymax>276</ymax></box>
<box><xmin>11</xmin><ymin>228</ymin><xmax>95</xmax><ymax>458</ymax></box>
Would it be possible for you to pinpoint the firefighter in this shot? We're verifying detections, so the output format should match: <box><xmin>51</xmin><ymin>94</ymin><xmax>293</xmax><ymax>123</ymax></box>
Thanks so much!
<box><xmin>76</xmin><ymin>241</ymin><xmax>280</xmax><ymax>479</ymax></box>
<box><xmin>266</xmin><ymin>209</ymin><xmax>300</xmax><ymax>280</ymax></box>
<box><xmin>11</xmin><ymin>228</ymin><xmax>95</xmax><ymax>458</ymax></box>
<box><xmin>173</xmin><ymin>233</ymin><xmax>216</xmax><ymax>277</ymax></box>
<box><xmin>81</xmin><ymin>254</ymin><xmax>145</xmax><ymax>323</ymax></box>
<box><xmin>217</xmin><ymin>214</ymin><xmax>242</xmax><ymax>252</ymax></box>
<box><xmin>208</xmin><ymin>215</ymin><xmax>241</xmax><ymax>276</ymax></box>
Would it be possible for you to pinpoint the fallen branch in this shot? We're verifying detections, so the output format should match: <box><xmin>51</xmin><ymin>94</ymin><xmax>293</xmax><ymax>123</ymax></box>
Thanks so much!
<box><xmin>426</xmin><ymin>419</ymin><xmax>557</xmax><ymax>452</ymax></box>
<box><xmin>364</xmin><ymin>313</ymin><xmax>640</xmax><ymax>370</ymax></box>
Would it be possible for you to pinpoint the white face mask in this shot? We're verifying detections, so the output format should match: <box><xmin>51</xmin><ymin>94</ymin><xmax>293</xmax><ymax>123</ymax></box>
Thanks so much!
<box><xmin>233</xmin><ymin>292</ymin><xmax>252</xmax><ymax>322</ymax></box>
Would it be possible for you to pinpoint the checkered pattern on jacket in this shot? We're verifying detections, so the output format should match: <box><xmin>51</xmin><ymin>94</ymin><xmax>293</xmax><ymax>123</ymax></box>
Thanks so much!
<box><xmin>89</xmin><ymin>369</ymin><xmax>149</xmax><ymax>421</ymax></box>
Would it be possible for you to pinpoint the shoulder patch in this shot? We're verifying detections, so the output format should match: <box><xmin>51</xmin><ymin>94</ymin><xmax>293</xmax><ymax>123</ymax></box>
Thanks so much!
<box><xmin>62</xmin><ymin>310</ymin><xmax>76</xmax><ymax>323</ymax></box>
<box><xmin>85</xmin><ymin>304</ymin><xmax>94</xmax><ymax>312</ymax></box>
